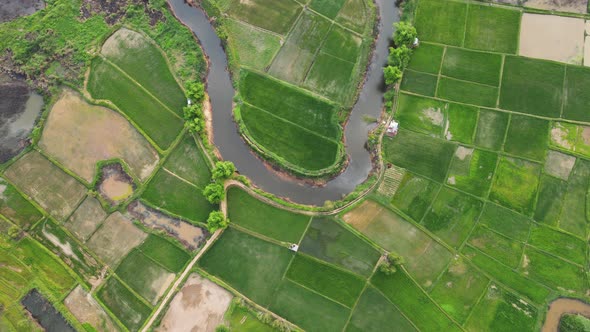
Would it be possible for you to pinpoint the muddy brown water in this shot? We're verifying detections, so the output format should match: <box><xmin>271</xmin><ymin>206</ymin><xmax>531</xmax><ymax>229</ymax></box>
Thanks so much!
<box><xmin>21</xmin><ymin>289</ymin><xmax>75</xmax><ymax>332</ymax></box>
<box><xmin>542</xmin><ymin>298</ymin><xmax>590</xmax><ymax>332</ymax></box>
<box><xmin>168</xmin><ymin>0</ymin><xmax>399</xmax><ymax>205</ymax></box>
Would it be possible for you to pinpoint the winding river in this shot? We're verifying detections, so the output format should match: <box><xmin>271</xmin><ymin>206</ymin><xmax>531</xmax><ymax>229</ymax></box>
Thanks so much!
<box><xmin>168</xmin><ymin>0</ymin><xmax>399</xmax><ymax>205</ymax></box>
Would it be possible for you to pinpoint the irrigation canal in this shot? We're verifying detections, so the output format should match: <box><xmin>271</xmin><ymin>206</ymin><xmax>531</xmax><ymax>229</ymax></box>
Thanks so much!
<box><xmin>168</xmin><ymin>0</ymin><xmax>399</xmax><ymax>205</ymax></box>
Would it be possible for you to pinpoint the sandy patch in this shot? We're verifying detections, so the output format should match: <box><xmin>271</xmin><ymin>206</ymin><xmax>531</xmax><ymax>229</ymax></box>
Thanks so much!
<box><xmin>421</xmin><ymin>107</ymin><xmax>444</xmax><ymax>126</ymax></box>
<box><xmin>519</xmin><ymin>13</ymin><xmax>585</xmax><ymax>64</ymax></box>
<box><xmin>101</xmin><ymin>28</ymin><xmax>146</xmax><ymax>58</ymax></box>
<box><xmin>127</xmin><ymin>201</ymin><xmax>206</xmax><ymax>250</ymax></box>
<box><xmin>455</xmin><ymin>146</ymin><xmax>473</xmax><ymax>161</ymax></box>
<box><xmin>66</xmin><ymin>196</ymin><xmax>107</xmax><ymax>241</ymax></box>
<box><xmin>584</xmin><ymin>36</ymin><xmax>590</xmax><ymax>67</ymax></box>
<box><xmin>342</xmin><ymin>200</ymin><xmax>385</xmax><ymax>231</ymax></box>
<box><xmin>158</xmin><ymin>274</ymin><xmax>232</xmax><ymax>332</ymax></box>
<box><xmin>542</xmin><ymin>298</ymin><xmax>590</xmax><ymax>332</ymax></box>
<box><xmin>97</xmin><ymin>163</ymin><xmax>134</xmax><ymax>206</ymax></box>
<box><xmin>39</xmin><ymin>90</ymin><xmax>159</xmax><ymax>183</ymax></box>
<box><xmin>86</xmin><ymin>212</ymin><xmax>147</xmax><ymax>266</ymax></box>
<box><xmin>64</xmin><ymin>286</ymin><xmax>118</xmax><ymax>332</ymax></box>
<box><xmin>525</xmin><ymin>0</ymin><xmax>588</xmax><ymax>14</ymax></box>
<box><xmin>545</xmin><ymin>150</ymin><xmax>576</xmax><ymax>180</ymax></box>
<box><xmin>550</xmin><ymin>123</ymin><xmax>576</xmax><ymax>150</ymax></box>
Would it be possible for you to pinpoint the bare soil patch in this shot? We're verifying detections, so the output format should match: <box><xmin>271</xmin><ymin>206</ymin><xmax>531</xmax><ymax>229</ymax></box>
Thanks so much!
<box><xmin>101</xmin><ymin>28</ymin><xmax>145</xmax><ymax>58</ymax></box>
<box><xmin>157</xmin><ymin>274</ymin><xmax>232</xmax><ymax>332</ymax></box>
<box><xmin>66</xmin><ymin>196</ymin><xmax>107</xmax><ymax>241</ymax></box>
<box><xmin>65</xmin><ymin>286</ymin><xmax>118</xmax><ymax>332</ymax></box>
<box><xmin>519</xmin><ymin>14</ymin><xmax>585</xmax><ymax>64</ymax></box>
<box><xmin>342</xmin><ymin>200</ymin><xmax>385</xmax><ymax>231</ymax></box>
<box><xmin>39</xmin><ymin>90</ymin><xmax>159</xmax><ymax>183</ymax></box>
<box><xmin>86</xmin><ymin>212</ymin><xmax>147</xmax><ymax>266</ymax></box>
<box><xmin>127</xmin><ymin>201</ymin><xmax>206</xmax><ymax>250</ymax></box>
<box><xmin>584</xmin><ymin>37</ymin><xmax>590</xmax><ymax>67</ymax></box>
<box><xmin>0</xmin><ymin>0</ymin><xmax>44</xmax><ymax>23</ymax></box>
<box><xmin>80</xmin><ymin>0</ymin><xmax>163</xmax><ymax>25</ymax></box>
<box><xmin>542</xmin><ymin>298</ymin><xmax>590</xmax><ymax>332</ymax></box>
<box><xmin>545</xmin><ymin>150</ymin><xmax>576</xmax><ymax>180</ymax></box>
<box><xmin>97</xmin><ymin>163</ymin><xmax>134</xmax><ymax>206</ymax></box>
<box><xmin>525</xmin><ymin>0</ymin><xmax>588</xmax><ymax>14</ymax></box>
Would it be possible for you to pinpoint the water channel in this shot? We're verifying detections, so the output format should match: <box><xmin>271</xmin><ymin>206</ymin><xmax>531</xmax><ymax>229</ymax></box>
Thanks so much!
<box><xmin>168</xmin><ymin>0</ymin><xmax>399</xmax><ymax>205</ymax></box>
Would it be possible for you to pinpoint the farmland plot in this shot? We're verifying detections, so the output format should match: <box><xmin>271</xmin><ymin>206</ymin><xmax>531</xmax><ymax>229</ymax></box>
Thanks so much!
<box><xmin>97</xmin><ymin>277</ymin><xmax>151</xmax><ymax>331</ymax></box>
<box><xmin>0</xmin><ymin>177</ymin><xmax>42</xmax><ymax>229</ymax></box>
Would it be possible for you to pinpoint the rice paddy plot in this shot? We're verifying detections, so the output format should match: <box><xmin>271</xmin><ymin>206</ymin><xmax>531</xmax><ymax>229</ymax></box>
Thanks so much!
<box><xmin>284</xmin><ymin>10</ymin><xmax>333</xmax><ymax>50</ymax></box>
<box><xmin>414</xmin><ymin>0</ymin><xmax>466</xmax><ymax>46</ymax></box>
<box><xmin>436</xmin><ymin>77</ymin><xmax>498</xmax><ymax>108</ymax></box>
<box><xmin>489</xmin><ymin>157</ymin><xmax>541</xmax><ymax>216</ymax></box>
<box><xmin>142</xmin><ymin>169</ymin><xmax>215</xmax><ymax>223</ymax></box>
<box><xmin>399</xmin><ymin>70</ymin><xmax>438</xmax><ymax>97</ymax></box>
<box><xmin>421</xmin><ymin>186</ymin><xmax>483</xmax><ymax>248</ymax></box>
<box><xmin>446</xmin><ymin>147</ymin><xmax>497</xmax><ymax>197</ymax></box>
<box><xmin>444</xmin><ymin>103</ymin><xmax>478</xmax><ymax>144</ymax></box>
<box><xmin>534</xmin><ymin>174</ymin><xmax>567</xmax><ymax>226</ymax></box>
<box><xmin>474</xmin><ymin>109</ymin><xmax>509</xmax><ymax>151</ymax></box>
<box><xmin>267</xmin><ymin>42</ymin><xmax>315</xmax><ymax>84</ymax></box>
<box><xmin>499</xmin><ymin>56</ymin><xmax>565</xmax><ymax>118</ymax></box>
<box><xmin>321</xmin><ymin>25</ymin><xmax>362</xmax><ymax>63</ymax></box>
<box><xmin>0</xmin><ymin>177</ymin><xmax>42</xmax><ymax>229</ymax></box>
<box><xmin>407</xmin><ymin>43</ymin><xmax>444</xmax><ymax>74</ymax></box>
<box><xmin>465</xmin><ymin>284</ymin><xmax>538</xmax><ymax>332</ymax></box>
<box><xmin>563</xmin><ymin>65</ymin><xmax>590</xmax><ymax>122</ymax></box>
<box><xmin>4</xmin><ymin>151</ymin><xmax>87</xmax><ymax>222</ymax></box>
<box><xmin>391</xmin><ymin>172</ymin><xmax>440</xmax><ymax>221</ymax></box>
<box><xmin>65</xmin><ymin>196</ymin><xmax>106</xmax><ymax>241</ymax></box>
<box><xmin>226</xmin><ymin>0</ymin><xmax>302</xmax><ymax>35</ymax></box>
<box><xmin>162</xmin><ymin>134</ymin><xmax>211</xmax><ymax>188</ymax></box>
<box><xmin>227</xmin><ymin>187</ymin><xmax>310</xmax><ymax>243</ymax></box>
<box><xmin>558</xmin><ymin>159</ymin><xmax>590</xmax><ymax>237</ymax></box>
<box><xmin>464</xmin><ymin>4</ymin><xmax>521</xmax><ymax>54</ymax></box>
<box><xmin>97</xmin><ymin>277</ymin><xmax>152</xmax><ymax>331</ymax></box>
<box><xmin>478</xmin><ymin>202</ymin><xmax>532</xmax><ymax>242</ymax></box>
<box><xmin>227</xmin><ymin>305</ymin><xmax>275</xmax><ymax>332</ymax></box>
<box><xmin>544</xmin><ymin>150</ymin><xmax>576</xmax><ymax>181</ymax></box>
<box><xmin>395</xmin><ymin>93</ymin><xmax>446</xmax><ymax>137</ymax></box>
<box><xmin>309</xmin><ymin>0</ymin><xmax>347</xmax><ymax>19</ymax></box>
<box><xmin>521</xmin><ymin>246</ymin><xmax>587</xmax><ymax>293</ymax></box>
<box><xmin>199</xmin><ymin>228</ymin><xmax>294</xmax><ymax>306</ymax></box>
<box><xmin>286</xmin><ymin>254</ymin><xmax>365</xmax><ymax>307</ymax></box>
<box><xmin>225</xmin><ymin>19</ymin><xmax>282</xmax><ymax>70</ymax></box>
<box><xmin>372</xmin><ymin>269</ymin><xmax>462</xmax><ymax>332</ymax></box>
<box><xmin>304</xmin><ymin>52</ymin><xmax>356</xmax><ymax>103</ymax></box>
<box><xmin>335</xmin><ymin>0</ymin><xmax>370</xmax><ymax>34</ymax></box>
<box><xmin>528</xmin><ymin>224</ymin><xmax>586</xmax><ymax>265</ymax></box>
<box><xmin>136</xmin><ymin>234</ymin><xmax>190</xmax><ymax>273</ymax></box>
<box><xmin>345</xmin><ymin>286</ymin><xmax>417</xmax><ymax>332</ymax></box>
<box><xmin>441</xmin><ymin>47</ymin><xmax>502</xmax><ymax>86</ymax></box>
<box><xmin>383</xmin><ymin>129</ymin><xmax>456</xmax><ymax>182</ymax></box>
<box><xmin>549</xmin><ymin>122</ymin><xmax>590</xmax><ymax>159</ymax></box>
<box><xmin>429</xmin><ymin>257</ymin><xmax>489</xmax><ymax>324</ymax></box>
<box><xmin>269</xmin><ymin>279</ymin><xmax>350</xmax><ymax>332</ymax></box>
<box><xmin>504</xmin><ymin>115</ymin><xmax>550</xmax><ymax>162</ymax></box>
<box><xmin>299</xmin><ymin>217</ymin><xmax>380</xmax><ymax>277</ymax></box>
<box><xmin>467</xmin><ymin>225</ymin><xmax>524</xmax><ymax>268</ymax></box>
<box><xmin>462</xmin><ymin>246</ymin><xmax>551</xmax><ymax>304</ymax></box>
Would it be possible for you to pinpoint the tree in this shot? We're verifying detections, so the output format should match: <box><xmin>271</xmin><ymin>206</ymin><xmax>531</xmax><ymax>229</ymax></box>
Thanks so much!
<box><xmin>203</xmin><ymin>182</ymin><xmax>225</xmax><ymax>204</ymax></box>
<box><xmin>387</xmin><ymin>45</ymin><xmax>412</xmax><ymax>69</ymax></box>
<box><xmin>212</xmin><ymin>161</ymin><xmax>236</xmax><ymax>180</ymax></box>
<box><xmin>207</xmin><ymin>211</ymin><xmax>229</xmax><ymax>232</ymax></box>
<box><xmin>393</xmin><ymin>21</ymin><xmax>417</xmax><ymax>47</ymax></box>
<box><xmin>185</xmin><ymin>81</ymin><xmax>205</xmax><ymax>102</ymax></box>
<box><xmin>383</xmin><ymin>66</ymin><xmax>402</xmax><ymax>85</ymax></box>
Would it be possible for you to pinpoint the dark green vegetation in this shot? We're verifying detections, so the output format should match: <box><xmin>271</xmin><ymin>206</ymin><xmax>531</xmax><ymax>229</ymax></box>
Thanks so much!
<box><xmin>400</xmin><ymin>70</ymin><xmax>438</xmax><ymax>96</ymax></box>
<box><xmin>415</xmin><ymin>0</ymin><xmax>466</xmax><ymax>46</ymax></box>
<box><xmin>115</xmin><ymin>249</ymin><xmax>172</xmax><ymax>303</ymax></box>
<box><xmin>436</xmin><ymin>77</ymin><xmax>498</xmax><ymax>107</ymax></box>
<box><xmin>163</xmin><ymin>134</ymin><xmax>212</xmax><ymax>188</ymax></box>
<box><xmin>504</xmin><ymin>115</ymin><xmax>549</xmax><ymax>162</ymax></box>
<box><xmin>97</xmin><ymin>277</ymin><xmax>151</xmax><ymax>331</ymax></box>
<box><xmin>563</xmin><ymin>65</ymin><xmax>590</xmax><ymax>122</ymax></box>
<box><xmin>474</xmin><ymin>109</ymin><xmax>509</xmax><ymax>150</ymax></box>
<box><xmin>441</xmin><ymin>47</ymin><xmax>502</xmax><ymax>86</ymax></box>
<box><xmin>463</xmin><ymin>4</ymin><xmax>521</xmax><ymax>54</ymax></box>
<box><xmin>446</xmin><ymin>148</ymin><xmax>497</xmax><ymax>197</ymax></box>
<box><xmin>0</xmin><ymin>177</ymin><xmax>43</xmax><ymax>229</ymax></box>
<box><xmin>490</xmin><ymin>157</ymin><xmax>541</xmax><ymax>215</ymax></box>
<box><xmin>136</xmin><ymin>234</ymin><xmax>190</xmax><ymax>273</ymax></box>
<box><xmin>407</xmin><ymin>43</ymin><xmax>443</xmax><ymax>74</ymax></box>
<box><xmin>346</xmin><ymin>287</ymin><xmax>417</xmax><ymax>332</ymax></box>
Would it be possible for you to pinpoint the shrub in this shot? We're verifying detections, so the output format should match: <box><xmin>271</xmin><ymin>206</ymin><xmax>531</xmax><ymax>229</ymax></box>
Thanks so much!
<box><xmin>212</xmin><ymin>161</ymin><xmax>236</xmax><ymax>180</ymax></box>
<box><xmin>207</xmin><ymin>211</ymin><xmax>229</xmax><ymax>231</ymax></box>
<box><xmin>185</xmin><ymin>81</ymin><xmax>205</xmax><ymax>102</ymax></box>
<box><xmin>560</xmin><ymin>315</ymin><xmax>586</xmax><ymax>332</ymax></box>
<box><xmin>203</xmin><ymin>182</ymin><xmax>225</xmax><ymax>204</ymax></box>
<box><xmin>384</xmin><ymin>66</ymin><xmax>402</xmax><ymax>85</ymax></box>
<box><xmin>215</xmin><ymin>325</ymin><xmax>229</xmax><ymax>332</ymax></box>
<box><xmin>393</xmin><ymin>21</ymin><xmax>417</xmax><ymax>47</ymax></box>
<box><xmin>8</xmin><ymin>226</ymin><xmax>20</xmax><ymax>239</ymax></box>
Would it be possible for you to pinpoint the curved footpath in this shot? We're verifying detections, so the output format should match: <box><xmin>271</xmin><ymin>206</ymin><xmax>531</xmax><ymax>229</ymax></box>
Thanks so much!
<box><xmin>168</xmin><ymin>0</ymin><xmax>399</xmax><ymax>205</ymax></box>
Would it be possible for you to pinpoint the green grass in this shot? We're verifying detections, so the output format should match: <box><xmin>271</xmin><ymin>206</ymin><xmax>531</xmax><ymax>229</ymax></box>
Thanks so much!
<box><xmin>228</xmin><ymin>306</ymin><xmax>276</xmax><ymax>332</ymax></box>
<box><xmin>346</xmin><ymin>286</ymin><xmax>417</xmax><ymax>332</ymax></box>
<box><xmin>504</xmin><ymin>115</ymin><xmax>549</xmax><ymax>162</ymax></box>
<box><xmin>304</xmin><ymin>52</ymin><xmax>356</xmax><ymax>103</ymax></box>
<box><xmin>462</xmin><ymin>246</ymin><xmax>551</xmax><ymax>304</ymax></box>
<box><xmin>226</xmin><ymin>0</ymin><xmax>302</xmax><ymax>35</ymax></box>
<box><xmin>142</xmin><ymin>169</ymin><xmax>215</xmax><ymax>223</ymax></box>
<box><xmin>321</xmin><ymin>25</ymin><xmax>362</xmax><ymax>63</ymax></box>
<box><xmin>199</xmin><ymin>228</ymin><xmax>294</xmax><ymax>306</ymax></box>
<box><xmin>441</xmin><ymin>47</ymin><xmax>502</xmax><ymax>86</ymax></box>
<box><xmin>528</xmin><ymin>224</ymin><xmax>586</xmax><ymax>265</ymax></box>
<box><xmin>563</xmin><ymin>65</ymin><xmax>590</xmax><ymax>122</ymax></box>
<box><xmin>474</xmin><ymin>109</ymin><xmax>509</xmax><ymax>150</ymax></box>
<box><xmin>446</xmin><ymin>147</ymin><xmax>497</xmax><ymax>197</ymax></box>
<box><xmin>310</xmin><ymin>0</ymin><xmax>347</xmax><ymax>19</ymax></box>
<box><xmin>335</xmin><ymin>0</ymin><xmax>369</xmax><ymax>33</ymax></box>
<box><xmin>227</xmin><ymin>187</ymin><xmax>310</xmax><ymax>243</ymax></box>
<box><xmin>286</xmin><ymin>254</ymin><xmax>365</xmax><ymax>307</ymax></box>
<box><xmin>499</xmin><ymin>56</ymin><xmax>565</xmax><ymax>118</ymax></box>
<box><xmin>269</xmin><ymin>280</ymin><xmax>350</xmax><ymax>332</ymax></box>
<box><xmin>421</xmin><ymin>186</ymin><xmax>483</xmax><ymax>248</ymax></box>
<box><xmin>137</xmin><ymin>234</ymin><xmax>190</xmax><ymax>273</ymax></box>
<box><xmin>522</xmin><ymin>246</ymin><xmax>587</xmax><ymax>293</ymax></box>
<box><xmin>383</xmin><ymin>129</ymin><xmax>456</xmax><ymax>182</ymax></box>
<box><xmin>534</xmin><ymin>175</ymin><xmax>567</xmax><ymax>226</ymax></box>
<box><xmin>115</xmin><ymin>249</ymin><xmax>172</xmax><ymax>303</ymax></box>
<box><xmin>163</xmin><ymin>134</ymin><xmax>211</xmax><ymax>188</ymax></box>
<box><xmin>445</xmin><ymin>103</ymin><xmax>478</xmax><ymax>144</ymax></box>
<box><xmin>437</xmin><ymin>77</ymin><xmax>498</xmax><ymax>107</ymax></box>
<box><xmin>464</xmin><ymin>4</ymin><xmax>520</xmax><ymax>54</ymax></box>
<box><xmin>371</xmin><ymin>269</ymin><xmax>462</xmax><ymax>332</ymax></box>
<box><xmin>478</xmin><ymin>202</ymin><xmax>532</xmax><ymax>242</ymax></box>
<box><xmin>400</xmin><ymin>70</ymin><xmax>438</xmax><ymax>96</ymax></box>
<box><xmin>407</xmin><ymin>43</ymin><xmax>444</xmax><ymax>74</ymax></box>
<box><xmin>489</xmin><ymin>157</ymin><xmax>541</xmax><ymax>215</ymax></box>
<box><xmin>465</xmin><ymin>285</ymin><xmax>538</xmax><ymax>332</ymax></box>
<box><xmin>559</xmin><ymin>160</ymin><xmax>590</xmax><ymax>237</ymax></box>
<box><xmin>395</xmin><ymin>93</ymin><xmax>445</xmax><ymax>137</ymax></box>
<box><xmin>97</xmin><ymin>277</ymin><xmax>152</xmax><ymax>331</ymax></box>
<box><xmin>102</xmin><ymin>30</ymin><xmax>185</xmax><ymax>114</ymax></box>
<box><xmin>429</xmin><ymin>258</ymin><xmax>489</xmax><ymax>324</ymax></box>
<box><xmin>0</xmin><ymin>177</ymin><xmax>42</xmax><ymax>229</ymax></box>
<box><xmin>415</xmin><ymin>0</ymin><xmax>467</xmax><ymax>46</ymax></box>
<box><xmin>87</xmin><ymin>57</ymin><xmax>183</xmax><ymax>149</ymax></box>
<box><xmin>240</xmin><ymin>70</ymin><xmax>339</xmax><ymax>139</ymax></box>
<box><xmin>391</xmin><ymin>172</ymin><xmax>440</xmax><ymax>221</ymax></box>
<box><xmin>241</xmin><ymin>104</ymin><xmax>340</xmax><ymax>171</ymax></box>
<box><xmin>226</xmin><ymin>19</ymin><xmax>282</xmax><ymax>70</ymax></box>
<box><xmin>299</xmin><ymin>218</ymin><xmax>380</xmax><ymax>277</ymax></box>
<box><xmin>467</xmin><ymin>225</ymin><xmax>524</xmax><ymax>268</ymax></box>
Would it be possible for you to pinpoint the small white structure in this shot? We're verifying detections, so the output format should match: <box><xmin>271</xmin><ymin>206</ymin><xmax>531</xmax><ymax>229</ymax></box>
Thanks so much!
<box><xmin>412</xmin><ymin>37</ymin><xmax>420</xmax><ymax>48</ymax></box>
<box><xmin>386</xmin><ymin>120</ymin><xmax>399</xmax><ymax>137</ymax></box>
<box><xmin>187</xmin><ymin>98</ymin><xmax>192</xmax><ymax>106</ymax></box>
<box><xmin>289</xmin><ymin>244</ymin><xmax>299</xmax><ymax>252</ymax></box>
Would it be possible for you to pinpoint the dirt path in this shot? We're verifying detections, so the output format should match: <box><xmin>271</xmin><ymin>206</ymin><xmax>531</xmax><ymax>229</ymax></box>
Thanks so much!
<box><xmin>542</xmin><ymin>298</ymin><xmax>590</xmax><ymax>332</ymax></box>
